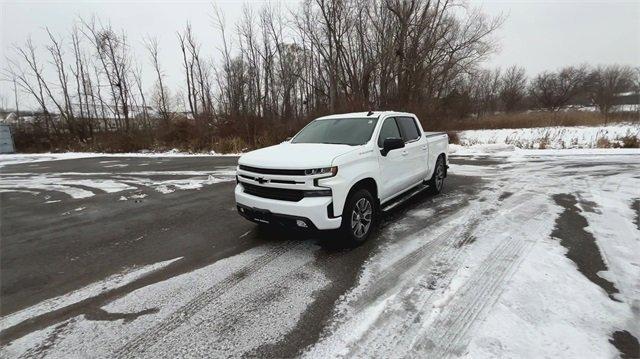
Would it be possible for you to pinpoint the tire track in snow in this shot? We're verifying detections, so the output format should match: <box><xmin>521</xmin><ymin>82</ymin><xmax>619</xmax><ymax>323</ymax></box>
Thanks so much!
<box><xmin>347</xmin><ymin>192</ymin><xmax>535</xmax><ymax>358</ymax></box>
<box><xmin>412</xmin><ymin>204</ymin><xmax>547</xmax><ymax>358</ymax></box>
<box><xmin>304</xmin><ymin>185</ymin><xmax>514</xmax><ymax>358</ymax></box>
<box><xmin>348</xmin><ymin>229</ymin><xmax>472</xmax><ymax>357</ymax></box>
<box><xmin>114</xmin><ymin>241</ymin><xmax>299</xmax><ymax>358</ymax></box>
<box><xmin>421</xmin><ymin>236</ymin><xmax>528</xmax><ymax>357</ymax></box>
<box><xmin>349</xmin><ymin>192</ymin><xmax>500</xmax><ymax>313</ymax></box>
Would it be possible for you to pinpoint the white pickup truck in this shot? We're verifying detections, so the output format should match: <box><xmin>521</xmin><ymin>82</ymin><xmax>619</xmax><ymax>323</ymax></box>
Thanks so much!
<box><xmin>235</xmin><ymin>111</ymin><xmax>448</xmax><ymax>245</ymax></box>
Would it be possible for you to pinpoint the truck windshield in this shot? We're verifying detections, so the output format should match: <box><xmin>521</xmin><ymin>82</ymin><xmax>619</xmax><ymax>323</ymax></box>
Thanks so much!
<box><xmin>291</xmin><ymin>118</ymin><xmax>378</xmax><ymax>146</ymax></box>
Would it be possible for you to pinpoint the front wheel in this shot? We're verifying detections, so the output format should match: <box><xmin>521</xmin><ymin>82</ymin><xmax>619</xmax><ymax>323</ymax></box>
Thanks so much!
<box><xmin>427</xmin><ymin>156</ymin><xmax>446</xmax><ymax>194</ymax></box>
<box><xmin>340</xmin><ymin>189</ymin><xmax>375</xmax><ymax>246</ymax></box>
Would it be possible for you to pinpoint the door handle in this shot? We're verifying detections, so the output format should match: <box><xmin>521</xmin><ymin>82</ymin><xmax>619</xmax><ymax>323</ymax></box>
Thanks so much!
<box><xmin>401</xmin><ymin>150</ymin><xmax>408</xmax><ymax>156</ymax></box>
<box><xmin>421</xmin><ymin>145</ymin><xmax>428</xmax><ymax>150</ymax></box>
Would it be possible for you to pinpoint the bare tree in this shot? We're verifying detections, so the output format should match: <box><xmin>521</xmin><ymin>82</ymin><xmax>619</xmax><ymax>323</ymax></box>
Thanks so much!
<box><xmin>10</xmin><ymin>38</ymin><xmax>61</xmax><ymax>134</ymax></box>
<box><xmin>2</xmin><ymin>3</ymin><xmax>510</xmax><ymax>152</ymax></box>
<box><xmin>145</xmin><ymin>37</ymin><xmax>170</xmax><ymax>121</ymax></box>
<box><xmin>586</xmin><ymin>65</ymin><xmax>635</xmax><ymax>120</ymax></box>
<box><xmin>82</xmin><ymin>17</ymin><xmax>134</xmax><ymax>131</ymax></box>
<box><xmin>177</xmin><ymin>23</ymin><xmax>209</xmax><ymax>117</ymax></box>
<box><xmin>45</xmin><ymin>28</ymin><xmax>84</xmax><ymax>138</ymax></box>
<box><xmin>530</xmin><ymin>65</ymin><xmax>588</xmax><ymax>112</ymax></box>
<box><xmin>470</xmin><ymin>68</ymin><xmax>501</xmax><ymax>117</ymax></box>
<box><xmin>500</xmin><ymin>65</ymin><xmax>527</xmax><ymax>112</ymax></box>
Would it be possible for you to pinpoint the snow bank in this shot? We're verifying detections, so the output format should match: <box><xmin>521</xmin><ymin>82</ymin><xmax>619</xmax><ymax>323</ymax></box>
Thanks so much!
<box><xmin>449</xmin><ymin>143</ymin><xmax>640</xmax><ymax>157</ymax></box>
<box><xmin>456</xmin><ymin>124</ymin><xmax>640</xmax><ymax>149</ymax></box>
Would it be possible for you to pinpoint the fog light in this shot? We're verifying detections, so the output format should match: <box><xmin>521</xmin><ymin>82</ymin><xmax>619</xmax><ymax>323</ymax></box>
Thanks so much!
<box><xmin>296</xmin><ymin>220</ymin><xmax>308</xmax><ymax>228</ymax></box>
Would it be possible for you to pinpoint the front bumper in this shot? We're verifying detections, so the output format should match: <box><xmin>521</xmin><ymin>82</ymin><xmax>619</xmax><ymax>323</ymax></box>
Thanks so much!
<box><xmin>237</xmin><ymin>204</ymin><xmax>318</xmax><ymax>230</ymax></box>
<box><xmin>235</xmin><ymin>184</ymin><xmax>342</xmax><ymax>230</ymax></box>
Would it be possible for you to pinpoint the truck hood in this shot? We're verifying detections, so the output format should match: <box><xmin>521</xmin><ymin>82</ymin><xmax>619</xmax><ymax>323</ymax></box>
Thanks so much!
<box><xmin>239</xmin><ymin>143</ymin><xmax>358</xmax><ymax>169</ymax></box>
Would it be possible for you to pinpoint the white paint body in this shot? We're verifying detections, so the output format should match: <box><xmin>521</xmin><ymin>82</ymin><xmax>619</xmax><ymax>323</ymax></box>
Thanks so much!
<box><xmin>235</xmin><ymin>111</ymin><xmax>449</xmax><ymax>230</ymax></box>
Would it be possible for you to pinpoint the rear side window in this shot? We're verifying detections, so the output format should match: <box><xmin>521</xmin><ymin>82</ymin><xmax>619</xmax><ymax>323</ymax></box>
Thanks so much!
<box><xmin>397</xmin><ymin>117</ymin><xmax>421</xmax><ymax>142</ymax></box>
<box><xmin>377</xmin><ymin>118</ymin><xmax>401</xmax><ymax>147</ymax></box>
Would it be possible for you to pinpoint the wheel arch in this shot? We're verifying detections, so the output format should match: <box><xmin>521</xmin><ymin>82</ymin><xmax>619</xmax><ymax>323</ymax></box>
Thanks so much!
<box><xmin>438</xmin><ymin>152</ymin><xmax>448</xmax><ymax>177</ymax></box>
<box><xmin>347</xmin><ymin>177</ymin><xmax>379</xmax><ymax>205</ymax></box>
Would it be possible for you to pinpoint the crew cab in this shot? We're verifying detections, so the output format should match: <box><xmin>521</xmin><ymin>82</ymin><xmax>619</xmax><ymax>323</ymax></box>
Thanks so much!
<box><xmin>235</xmin><ymin>111</ymin><xmax>448</xmax><ymax>245</ymax></box>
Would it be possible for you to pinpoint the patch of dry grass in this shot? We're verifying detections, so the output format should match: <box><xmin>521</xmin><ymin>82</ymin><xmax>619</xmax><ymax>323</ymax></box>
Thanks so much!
<box><xmin>432</xmin><ymin>111</ymin><xmax>639</xmax><ymax>131</ymax></box>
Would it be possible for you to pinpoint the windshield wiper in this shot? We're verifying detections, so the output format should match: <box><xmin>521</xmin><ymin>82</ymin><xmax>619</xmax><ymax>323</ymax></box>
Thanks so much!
<box><xmin>320</xmin><ymin>142</ymin><xmax>359</xmax><ymax>145</ymax></box>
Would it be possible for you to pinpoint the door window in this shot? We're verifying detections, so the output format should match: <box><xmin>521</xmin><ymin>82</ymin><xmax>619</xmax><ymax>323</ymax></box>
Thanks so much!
<box><xmin>397</xmin><ymin>117</ymin><xmax>421</xmax><ymax>142</ymax></box>
<box><xmin>377</xmin><ymin>118</ymin><xmax>402</xmax><ymax>147</ymax></box>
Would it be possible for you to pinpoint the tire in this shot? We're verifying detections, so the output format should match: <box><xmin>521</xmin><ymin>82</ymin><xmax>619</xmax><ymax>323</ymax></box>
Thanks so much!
<box><xmin>427</xmin><ymin>155</ymin><xmax>446</xmax><ymax>195</ymax></box>
<box><xmin>340</xmin><ymin>188</ymin><xmax>376</xmax><ymax>246</ymax></box>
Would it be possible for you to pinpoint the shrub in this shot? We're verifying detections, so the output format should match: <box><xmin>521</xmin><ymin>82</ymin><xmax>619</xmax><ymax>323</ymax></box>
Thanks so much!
<box><xmin>447</xmin><ymin>131</ymin><xmax>460</xmax><ymax>144</ymax></box>
<box><xmin>213</xmin><ymin>136</ymin><xmax>248</xmax><ymax>154</ymax></box>
<box><xmin>620</xmin><ymin>135</ymin><xmax>639</xmax><ymax>148</ymax></box>
<box><xmin>596</xmin><ymin>137</ymin><xmax>611</xmax><ymax>148</ymax></box>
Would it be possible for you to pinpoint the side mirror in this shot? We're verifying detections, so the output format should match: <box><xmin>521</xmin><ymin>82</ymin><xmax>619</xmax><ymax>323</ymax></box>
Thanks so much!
<box><xmin>381</xmin><ymin>137</ymin><xmax>404</xmax><ymax>156</ymax></box>
<box><xmin>285</xmin><ymin>136</ymin><xmax>292</xmax><ymax>141</ymax></box>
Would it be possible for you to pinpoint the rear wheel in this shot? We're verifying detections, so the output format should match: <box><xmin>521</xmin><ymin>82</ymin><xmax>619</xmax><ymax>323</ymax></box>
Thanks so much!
<box><xmin>340</xmin><ymin>189</ymin><xmax>375</xmax><ymax>246</ymax></box>
<box><xmin>427</xmin><ymin>156</ymin><xmax>446</xmax><ymax>194</ymax></box>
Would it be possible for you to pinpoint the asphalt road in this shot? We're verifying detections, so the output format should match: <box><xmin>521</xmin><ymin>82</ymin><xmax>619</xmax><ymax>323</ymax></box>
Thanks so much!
<box><xmin>0</xmin><ymin>156</ymin><xmax>481</xmax><ymax>346</ymax></box>
<box><xmin>1</xmin><ymin>153</ymin><xmax>638</xmax><ymax>357</ymax></box>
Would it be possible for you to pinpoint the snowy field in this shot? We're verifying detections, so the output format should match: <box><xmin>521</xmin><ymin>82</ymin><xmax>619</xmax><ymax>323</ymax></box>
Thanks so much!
<box><xmin>457</xmin><ymin>123</ymin><xmax>640</xmax><ymax>149</ymax></box>
<box><xmin>1</xmin><ymin>148</ymin><xmax>639</xmax><ymax>358</ymax></box>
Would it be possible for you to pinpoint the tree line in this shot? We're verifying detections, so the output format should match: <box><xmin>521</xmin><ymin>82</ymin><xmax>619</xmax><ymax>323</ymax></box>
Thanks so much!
<box><xmin>2</xmin><ymin>0</ymin><xmax>638</xmax><ymax>152</ymax></box>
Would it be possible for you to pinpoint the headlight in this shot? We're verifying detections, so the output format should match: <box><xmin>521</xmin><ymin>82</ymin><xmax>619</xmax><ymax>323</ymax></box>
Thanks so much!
<box><xmin>305</xmin><ymin>166</ymin><xmax>338</xmax><ymax>177</ymax></box>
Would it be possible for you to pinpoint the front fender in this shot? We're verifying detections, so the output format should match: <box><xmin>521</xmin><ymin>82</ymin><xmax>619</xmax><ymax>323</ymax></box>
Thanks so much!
<box><xmin>319</xmin><ymin>156</ymin><xmax>380</xmax><ymax>217</ymax></box>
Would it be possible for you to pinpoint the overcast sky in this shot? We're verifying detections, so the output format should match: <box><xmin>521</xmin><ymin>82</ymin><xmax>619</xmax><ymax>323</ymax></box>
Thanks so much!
<box><xmin>1</xmin><ymin>0</ymin><xmax>639</xmax><ymax>110</ymax></box>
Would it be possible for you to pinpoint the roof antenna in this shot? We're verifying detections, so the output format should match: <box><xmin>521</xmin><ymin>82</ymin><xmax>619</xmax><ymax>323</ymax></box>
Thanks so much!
<box><xmin>367</xmin><ymin>110</ymin><xmax>374</xmax><ymax>116</ymax></box>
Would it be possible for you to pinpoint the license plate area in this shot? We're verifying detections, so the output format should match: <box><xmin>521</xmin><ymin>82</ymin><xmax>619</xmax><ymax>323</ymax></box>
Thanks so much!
<box><xmin>239</xmin><ymin>205</ymin><xmax>271</xmax><ymax>223</ymax></box>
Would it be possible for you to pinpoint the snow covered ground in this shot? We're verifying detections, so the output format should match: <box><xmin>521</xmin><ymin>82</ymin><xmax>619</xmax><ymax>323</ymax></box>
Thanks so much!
<box><xmin>1</xmin><ymin>148</ymin><xmax>639</xmax><ymax>358</ymax></box>
<box><xmin>0</xmin><ymin>150</ymin><xmax>239</xmax><ymax>169</ymax></box>
<box><xmin>0</xmin><ymin>153</ymin><xmax>237</xmax><ymax>198</ymax></box>
<box><xmin>457</xmin><ymin>123</ymin><xmax>640</xmax><ymax>149</ymax></box>
<box><xmin>0</xmin><ymin>258</ymin><xmax>182</xmax><ymax>332</ymax></box>
<box><xmin>0</xmin><ymin>169</ymin><xmax>236</xmax><ymax>198</ymax></box>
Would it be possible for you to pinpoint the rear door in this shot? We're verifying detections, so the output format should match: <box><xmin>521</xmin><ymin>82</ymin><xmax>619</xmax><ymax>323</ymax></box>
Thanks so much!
<box><xmin>377</xmin><ymin>117</ymin><xmax>413</xmax><ymax>200</ymax></box>
<box><xmin>396</xmin><ymin>116</ymin><xmax>428</xmax><ymax>184</ymax></box>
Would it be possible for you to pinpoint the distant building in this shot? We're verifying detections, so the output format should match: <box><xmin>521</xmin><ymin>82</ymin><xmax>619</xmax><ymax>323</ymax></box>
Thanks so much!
<box><xmin>613</xmin><ymin>91</ymin><xmax>640</xmax><ymax>105</ymax></box>
<box><xmin>0</xmin><ymin>124</ymin><xmax>15</xmax><ymax>153</ymax></box>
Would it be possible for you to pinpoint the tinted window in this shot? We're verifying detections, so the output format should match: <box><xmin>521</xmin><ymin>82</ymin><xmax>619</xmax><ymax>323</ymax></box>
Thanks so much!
<box><xmin>397</xmin><ymin>117</ymin><xmax>420</xmax><ymax>142</ymax></box>
<box><xmin>377</xmin><ymin>118</ymin><xmax>401</xmax><ymax>147</ymax></box>
<box><xmin>292</xmin><ymin>118</ymin><xmax>378</xmax><ymax>146</ymax></box>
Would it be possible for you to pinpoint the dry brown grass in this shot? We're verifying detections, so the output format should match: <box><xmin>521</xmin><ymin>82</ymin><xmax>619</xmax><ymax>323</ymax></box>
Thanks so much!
<box><xmin>621</xmin><ymin>135</ymin><xmax>639</xmax><ymax>148</ymax></box>
<box><xmin>431</xmin><ymin>111</ymin><xmax>639</xmax><ymax>132</ymax></box>
<box><xmin>212</xmin><ymin>136</ymin><xmax>249</xmax><ymax>154</ymax></box>
<box><xmin>12</xmin><ymin>110</ymin><xmax>639</xmax><ymax>153</ymax></box>
<box><xmin>446</xmin><ymin>131</ymin><xmax>459</xmax><ymax>145</ymax></box>
<box><xmin>596</xmin><ymin>137</ymin><xmax>611</xmax><ymax>148</ymax></box>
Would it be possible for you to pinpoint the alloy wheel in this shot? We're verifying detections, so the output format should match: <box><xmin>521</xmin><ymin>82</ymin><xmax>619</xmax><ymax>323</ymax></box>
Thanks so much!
<box><xmin>435</xmin><ymin>160</ymin><xmax>445</xmax><ymax>191</ymax></box>
<box><xmin>351</xmin><ymin>197</ymin><xmax>372</xmax><ymax>238</ymax></box>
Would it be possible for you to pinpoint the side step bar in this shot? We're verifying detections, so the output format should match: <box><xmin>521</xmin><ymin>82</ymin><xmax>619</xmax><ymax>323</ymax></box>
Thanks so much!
<box><xmin>381</xmin><ymin>183</ymin><xmax>431</xmax><ymax>212</ymax></box>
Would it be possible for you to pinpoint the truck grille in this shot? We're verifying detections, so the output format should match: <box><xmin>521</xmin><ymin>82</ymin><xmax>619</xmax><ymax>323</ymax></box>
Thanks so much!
<box><xmin>239</xmin><ymin>165</ymin><xmax>306</xmax><ymax>176</ymax></box>
<box><xmin>241</xmin><ymin>183</ymin><xmax>304</xmax><ymax>202</ymax></box>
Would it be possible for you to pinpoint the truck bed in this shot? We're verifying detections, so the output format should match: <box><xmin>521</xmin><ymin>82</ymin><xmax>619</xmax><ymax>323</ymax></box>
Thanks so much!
<box><xmin>424</xmin><ymin>131</ymin><xmax>447</xmax><ymax>138</ymax></box>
